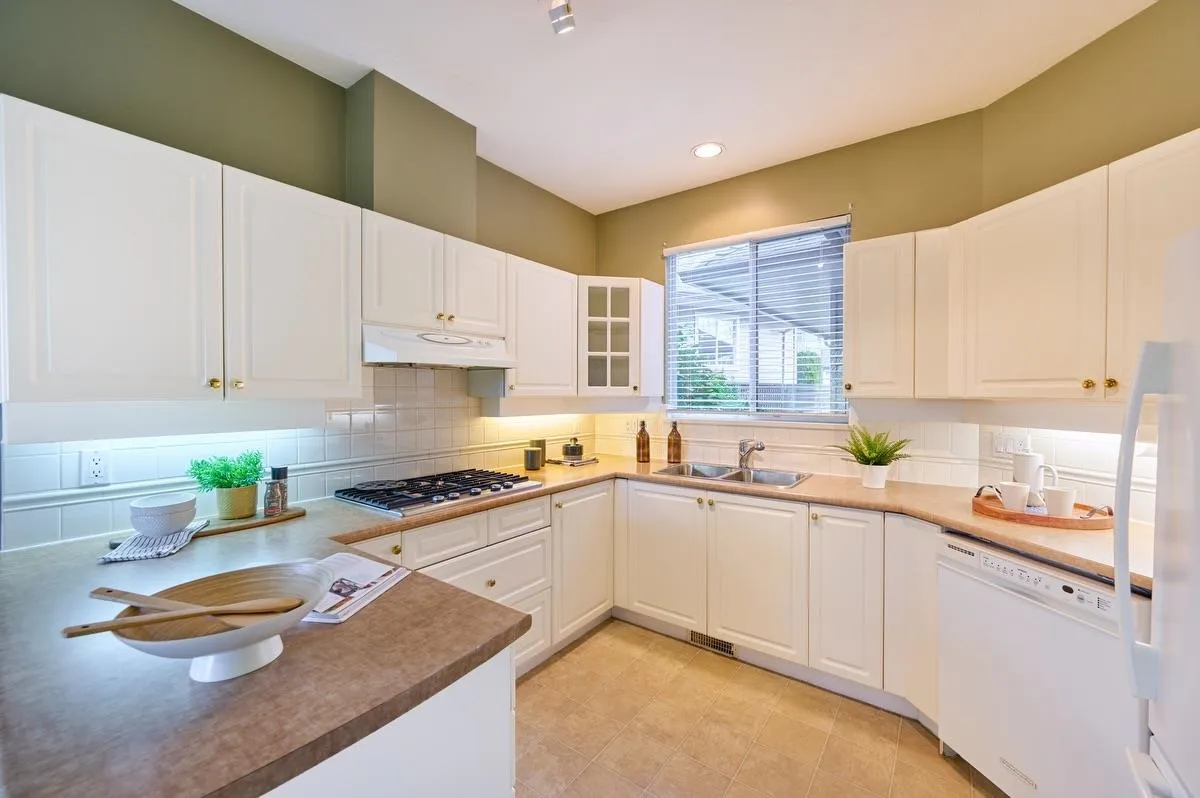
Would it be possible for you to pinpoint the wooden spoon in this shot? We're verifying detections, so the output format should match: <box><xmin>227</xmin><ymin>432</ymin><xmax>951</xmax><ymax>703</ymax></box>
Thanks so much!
<box><xmin>88</xmin><ymin>587</ymin><xmax>274</xmax><ymax>629</ymax></box>
<box><xmin>63</xmin><ymin>595</ymin><xmax>305</xmax><ymax>639</ymax></box>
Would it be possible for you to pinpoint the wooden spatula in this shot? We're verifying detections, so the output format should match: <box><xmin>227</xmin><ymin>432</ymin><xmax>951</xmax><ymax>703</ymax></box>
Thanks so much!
<box><xmin>63</xmin><ymin>595</ymin><xmax>304</xmax><ymax>638</ymax></box>
<box><xmin>89</xmin><ymin>587</ymin><xmax>273</xmax><ymax>628</ymax></box>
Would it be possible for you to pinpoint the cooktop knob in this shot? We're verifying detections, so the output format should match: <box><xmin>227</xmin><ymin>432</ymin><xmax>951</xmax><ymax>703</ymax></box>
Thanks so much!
<box><xmin>502</xmin><ymin>481</ymin><xmax>514</xmax><ymax>489</ymax></box>
<box><xmin>489</xmin><ymin>484</ymin><xmax>503</xmax><ymax>492</ymax></box>
<box><xmin>431</xmin><ymin>495</ymin><xmax>446</xmax><ymax>503</ymax></box>
<box><xmin>447</xmin><ymin>492</ymin><xmax>461</xmax><ymax>500</ymax></box>
<box><xmin>469</xmin><ymin>487</ymin><xmax>483</xmax><ymax>496</ymax></box>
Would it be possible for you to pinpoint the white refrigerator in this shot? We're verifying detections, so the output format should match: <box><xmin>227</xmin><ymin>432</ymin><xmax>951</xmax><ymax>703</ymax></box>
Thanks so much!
<box><xmin>1115</xmin><ymin>228</ymin><xmax>1200</xmax><ymax>798</ymax></box>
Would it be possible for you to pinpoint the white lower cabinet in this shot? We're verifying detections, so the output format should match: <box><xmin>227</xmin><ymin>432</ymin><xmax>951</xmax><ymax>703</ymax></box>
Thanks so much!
<box><xmin>883</xmin><ymin>513</ymin><xmax>940</xmax><ymax>721</ymax></box>
<box><xmin>808</xmin><ymin>504</ymin><xmax>885</xmax><ymax>688</ymax></box>
<box><xmin>420</xmin><ymin>526</ymin><xmax>550</xmax><ymax>606</ymax></box>
<box><xmin>511</xmin><ymin>589</ymin><xmax>553</xmax><ymax>672</ymax></box>
<box><xmin>551</xmin><ymin>481</ymin><xmax>614</xmax><ymax>644</ymax></box>
<box><xmin>626</xmin><ymin>481</ymin><xmax>708</xmax><ymax>632</ymax></box>
<box><xmin>707</xmin><ymin>493</ymin><xmax>809</xmax><ymax>664</ymax></box>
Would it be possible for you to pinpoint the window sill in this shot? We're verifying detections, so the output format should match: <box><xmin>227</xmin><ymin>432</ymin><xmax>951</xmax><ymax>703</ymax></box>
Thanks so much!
<box><xmin>665</xmin><ymin>411</ymin><xmax>849</xmax><ymax>428</ymax></box>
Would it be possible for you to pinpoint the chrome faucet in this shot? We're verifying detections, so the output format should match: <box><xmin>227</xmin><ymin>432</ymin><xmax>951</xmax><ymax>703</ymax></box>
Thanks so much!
<box><xmin>738</xmin><ymin>439</ymin><xmax>766</xmax><ymax>470</ymax></box>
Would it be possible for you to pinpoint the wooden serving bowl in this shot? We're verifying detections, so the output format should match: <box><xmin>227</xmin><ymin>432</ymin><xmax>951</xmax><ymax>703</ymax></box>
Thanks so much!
<box><xmin>114</xmin><ymin>561</ymin><xmax>334</xmax><ymax>682</ymax></box>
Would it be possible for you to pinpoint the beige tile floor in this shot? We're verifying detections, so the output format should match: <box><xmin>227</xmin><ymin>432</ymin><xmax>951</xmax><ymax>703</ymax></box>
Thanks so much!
<box><xmin>516</xmin><ymin>620</ymin><xmax>1008</xmax><ymax>798</ymax></box>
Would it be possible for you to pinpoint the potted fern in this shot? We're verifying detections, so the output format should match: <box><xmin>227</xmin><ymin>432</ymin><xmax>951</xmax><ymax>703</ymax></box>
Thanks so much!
<box><xmin>833</xmin><ymin>425</ymin><xmax>912</xmax><ymax>489</ymax></box>
<box><xmin>187</xmin><ymin>450</ymin><xmax>265</xmax><ymax>520</ymax></box>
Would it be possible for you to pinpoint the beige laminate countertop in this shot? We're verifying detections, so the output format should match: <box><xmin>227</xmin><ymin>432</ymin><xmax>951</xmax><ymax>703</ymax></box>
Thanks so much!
<box><xmin>332</xmin><ymin>457</ymin><xmax>1154</xmax><ymax>593</ymax></box>
<box><xmin>0</xmin><ymin>502</ymin><xmax>530</xmax><ymax>798</ymax></box>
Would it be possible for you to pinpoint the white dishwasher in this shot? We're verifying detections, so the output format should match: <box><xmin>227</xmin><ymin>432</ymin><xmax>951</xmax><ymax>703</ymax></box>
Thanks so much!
<box><xmin>937</xmin><ymin>533</ymin><xmax>1150</xmax><ymax>798</ymax></box>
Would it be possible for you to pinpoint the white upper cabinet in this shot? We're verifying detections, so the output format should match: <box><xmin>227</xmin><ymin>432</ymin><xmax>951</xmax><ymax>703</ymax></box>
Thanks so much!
<box><xmin>843</xmin><ymin>232</ymin><xmax>915</xmax><ymax>398</ymax></box>
<box><xmin>444</xmin><ymin>236</ymin><xmax>506</xmax><ymax>337</ymax></box>
<box><xmin>551</xmin><ymin>481</ymin><xmax>614</xmax><ymax>643</ymax></box>
<box><xmin>913</xmin><ymin>228</ymin><xmax>956</xmax><ymax>398</ymax></box>
<box><xmin>883</xmin><ymin>513</ymin><xmax>940</xmax><ymax>723</ymax></box>
<box><xmin>1</xmin><ymin>95</ymin><xmax>224</xmax><ymax>402</ymax></box>
<box><xmin>1106</xmin><ymin>128</ymin><xmax>1200</xmax><ymax>400</ymax></box>
<box><xmin>506</xmin><ymin>256</ymin><xmax>577</xmax><ymax>396</ymax></box>
<box><xmin>808</xmin><ymin>504</ymin><xmax>884</xmax><ymax>688</ymax></box>
<box><xmin>706</xmin><ymin>493</ymin><xmax>809</xmax><ymax>665</ymax></box>
<box><xmin>362</xmin><ymin>210</ymin><xmax>443</xmax><ymax>330</ymax></box>
<box><xmin>578</xmin><ymin>277</ymin><xmax>665</xmax><ymax>398</ymax></box>
<box><xmin>222</xmin><ymin>167</ymin><xmax>362</xmax><ymax>400</ymax></box>
<box><xmin>953</xmin><ymin>167</ymin><xmax>1108</xmax><ymax>399</ymax></box>
<box><xmin>625</xmin><ymin>481</ymin><xmax>708</xmax><ymax>632</ymax></box>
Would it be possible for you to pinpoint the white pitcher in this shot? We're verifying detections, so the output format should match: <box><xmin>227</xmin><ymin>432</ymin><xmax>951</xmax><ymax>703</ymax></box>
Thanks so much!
<box><xmin>1012</xmin><ymin>451</ymin><xmax>1059</xmax><ymax>507</ymax></box>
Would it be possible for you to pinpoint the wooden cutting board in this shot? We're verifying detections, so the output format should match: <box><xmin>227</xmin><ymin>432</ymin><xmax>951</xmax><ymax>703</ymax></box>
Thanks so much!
<box><xmin>193</xmin><ymin>507</ymin><xmax>307</xmax><ymax>538</ymax></box>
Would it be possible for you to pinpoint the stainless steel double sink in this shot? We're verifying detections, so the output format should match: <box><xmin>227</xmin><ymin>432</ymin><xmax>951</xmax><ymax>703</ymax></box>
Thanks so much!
<box><xmin>655</xmin><ymin>462</ymin><xmax>811</xmax><ymax>489</ymax></box>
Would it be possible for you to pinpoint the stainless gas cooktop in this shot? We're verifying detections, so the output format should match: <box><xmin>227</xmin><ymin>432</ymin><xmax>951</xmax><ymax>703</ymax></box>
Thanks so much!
<box><xmin>334</xmin><ymin>468</ymin><xmax>541</xmax><ymax>516</ymax></box>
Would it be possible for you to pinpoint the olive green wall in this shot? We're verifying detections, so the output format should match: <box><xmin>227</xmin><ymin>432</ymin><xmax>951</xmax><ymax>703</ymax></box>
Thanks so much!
<box><xmin>0</xmin><ymin>0</ymin><xmax>346</xmax><ymax>199</ymax></box>
<box><xmin>596</xmin><ymin>112</ymin><xmax>984</xmax><ymax>281</ymax></box>
<box><xmin>476</xmin><ymin>159</ymin><xmax>597</xmax><ymax>275</ymax></box>
<box><xmin>982</xmin><ymin>0</ymin><xmax>1200</xmax><ymax>208</ymax></box>
<box><xmin>597</xmin><ymin>0</ymin><xmax>1200</xmax><ymax>283</ymax></box>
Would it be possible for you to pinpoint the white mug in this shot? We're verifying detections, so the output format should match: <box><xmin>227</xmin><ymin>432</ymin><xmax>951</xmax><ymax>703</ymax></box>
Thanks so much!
<box><xmin>1043</xmin><ymin>486</ymin><xmax>1077</xmax><ymax>518</ymax></box>
<box><xmin>998</xmin><ymin>481</ymin><xmax>1031</xmax><ymax>512</ymax></box>
<box><xmin>1012</xmin><ymin>452</ymin><xmax>1059</xmax><ymax>504</ymax></box>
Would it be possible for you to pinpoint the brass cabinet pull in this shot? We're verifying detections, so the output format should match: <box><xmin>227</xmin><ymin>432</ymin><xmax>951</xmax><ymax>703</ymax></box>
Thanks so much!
<box><xmin>811</xmin><ymin>512</ymin><xmax>819</xmax><ymax>521</ymax></box>
<box><xmin>447</xmin><ymin>314</ymin><xmax>456</xmax><ymax>322</ymax></box>
<box><xmin>708</xmin><ymin>498</ymin><xmax>715</xmax><ymax>507</ymax></box>
<box><xmin>632</xmin><ymin>385</ymin><xmax>639</xmax><ymax>392</ymax></box>
<box><xmin>390</xmin><ymin>544</ymin><xmax>402</xmax><ymax>556</ymax></box>
<box><xmin>509</xmin><ymin>384</ymin><xmax>516</xmax><ymax>390</ymax></box>
<box><xmin>843</xmin><ymin>383</ymin><xmax>852</xmax><ymax>392</ymax></box>
<box><xmin>436</xmin><ymin>312</ymin><xmax>446</xmax><ymax>320</ymax></box>
<box><xmin>555</xmin><ymin>502</ymin><xmax>564</xmax><ymax>509</ymax></box>
<box><xmin>232</xmin><ymin>379</ymin><xmax>245</xmax><ymax>390</ymax></box>
<box><xmin>208</xmin><ymin>377</ymin><xmax>222</xmax><ymax>389</ymax></box>
<box><xmin>696</xmin><ymin>497</ymin><xmax>704</xmax><ymax>505</ymax></box>
<box><xmin>485</xmin><ymin>578</ymin><xmax>497</xmax><ymax>588</ymax></box>
<box><xmin>1105</xmin><ymin>378</ymin><xmax>1119</xmax><ymax>390</ymax></box>
<box><xmin>1082</xmin><ymin>378</ymin><xmax>1096</xmax><ymax>390</ymax></box>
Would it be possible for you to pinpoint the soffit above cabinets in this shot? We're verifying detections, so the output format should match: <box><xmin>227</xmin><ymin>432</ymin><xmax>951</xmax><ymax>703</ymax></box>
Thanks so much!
<box><xmin>172</xmin><ymin>0</ymin><xmax>1153</xmax><ymax>213</ymax></box>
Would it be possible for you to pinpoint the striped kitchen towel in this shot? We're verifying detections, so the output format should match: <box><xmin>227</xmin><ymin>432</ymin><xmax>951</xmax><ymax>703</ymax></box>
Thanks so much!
<box><xmin>100</xmin><ymin>520</ymin><xmax>209</xmax><ymax>563</ymax></box>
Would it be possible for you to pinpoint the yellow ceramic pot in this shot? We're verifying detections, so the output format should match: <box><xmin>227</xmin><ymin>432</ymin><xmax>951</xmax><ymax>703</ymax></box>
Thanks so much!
<box><xmin>216</xmin><ymin>485</ymin><xmax>258</xmax><ymax>520</ymax></box>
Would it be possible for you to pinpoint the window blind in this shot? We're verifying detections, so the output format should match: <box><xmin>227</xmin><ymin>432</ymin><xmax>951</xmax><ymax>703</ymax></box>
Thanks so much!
<box><xmin>665</xmin><ymin>220</ymin><xmax>850</xmax><ymax>419</ymax></box>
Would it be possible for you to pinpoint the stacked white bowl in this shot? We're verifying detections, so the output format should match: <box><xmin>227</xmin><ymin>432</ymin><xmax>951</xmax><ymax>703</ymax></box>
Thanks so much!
<box><xmin>129</xmin><ymin>493</ymin><xmax>197</xmax><ymax>538</ymax></box>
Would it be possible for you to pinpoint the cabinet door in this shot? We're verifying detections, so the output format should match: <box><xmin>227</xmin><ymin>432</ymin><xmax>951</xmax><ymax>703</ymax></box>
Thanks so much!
<box><xmin>551</xmin><ymin>481</ymin><xmax>614</xmax><ymax>643</ymax></box>
<box><xmin>913</xmin><ymin>228</ymin><xmax>956</xmax><ymax>398</ymax></box>
<box><xmin>444</xmin><ymin>236</ymin><xmax>506</xmax><ymax>337</ymax></box>
<box><xmin>1</xmin><ymin>95</ymin><xmax>223</xmax><ymax>402</ymax></box>
<box><xmin>579</xmin><ymin>278</ymin><xmax>642</xmax><ymax>397</ymax></box>
<box><xmin>707</xmin><ymin>493</ymin><xmax>808</xmax><ymax>664</ymax></box>
<box><xmin>1107</xmin><ymin>128</ymin><xmax>1200</xmax><ymax>400</ymax></box>
<box><xmin>883</xmin><ymin>514</ymin><xmax>940</xmax><ymax>722</ymax></box>
<box><xmin>626</xmin><ymin>481</ymin><xmax>707</xmax><ymax>631</ymax></box>
<box><xmin>223</xmin><ymin>167</ymin><xmax>362</xmax><ymax>400</ymax></box>
<box><xmin>512</xmin><ymin>589</ymin><xmax>553</xmax><ymax>675</ymax></box>
<box><xmin>362</xmin><ymin>210</ymin><xmax>444</xmax><ymax>330</ymax></box>
<box><xmin>843</xmin><ymin>233</ymin><xmax>915</xmax><ymax>398</ymax></box>
<box><xmin>507</xmin><ymin>256</ymin><xmax>577</xmax><ymax>396</ymax></box>
<box><xmin>809</xmin><ymin>504</ymin><xmax>884</xmax><ymax>688</ymax></box>
<box><xmin>954</xmin><ymin>167</ymin><xmax>1108</xmax><ymax>399</ymax></box>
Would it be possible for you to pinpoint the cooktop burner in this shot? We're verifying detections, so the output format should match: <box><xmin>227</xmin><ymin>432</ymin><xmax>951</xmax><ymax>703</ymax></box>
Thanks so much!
<box><xmin>334</xmin><ymin>469</ymin><xmax>540</xmax><ymax>516</ymax></box>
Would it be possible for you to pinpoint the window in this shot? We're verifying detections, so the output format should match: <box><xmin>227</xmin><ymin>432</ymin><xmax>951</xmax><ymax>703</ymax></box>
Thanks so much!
<box><xmin>665</xmin><ymin>217</ymin><xmax>850</xmax><ymax>420</ymax></box>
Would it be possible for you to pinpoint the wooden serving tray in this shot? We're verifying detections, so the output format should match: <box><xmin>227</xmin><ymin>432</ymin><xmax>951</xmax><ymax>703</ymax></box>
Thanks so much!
<box><xmin>971</xmin><ymin>495</ymin><xmax>1112</xmax><ymax>530</ymax></box>
<box><xmin>193</xmin><ymin>507</ymin><xmax>307</xmax><ymax>538</ymax></box>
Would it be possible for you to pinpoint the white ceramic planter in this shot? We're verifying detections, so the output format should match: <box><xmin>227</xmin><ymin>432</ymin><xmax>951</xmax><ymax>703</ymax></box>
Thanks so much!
<box><xmin>861</xmin><ymin>464</ymin><xmax>890</xmax><ymax>489</ymax></box>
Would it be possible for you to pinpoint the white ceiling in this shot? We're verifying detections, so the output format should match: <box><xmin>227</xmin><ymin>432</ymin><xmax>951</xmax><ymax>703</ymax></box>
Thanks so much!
<box><xmin>174</xmin><ymin>0</ymin><xmax>1155</xmax><ymax>213</ymax></box>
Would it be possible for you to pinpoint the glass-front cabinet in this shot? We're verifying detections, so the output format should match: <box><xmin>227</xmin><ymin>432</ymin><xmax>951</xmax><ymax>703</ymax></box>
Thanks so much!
<box><xmin>579</xmin><ymin>277</ymin><xmax>659</xmax><ymax>397</ymax></box>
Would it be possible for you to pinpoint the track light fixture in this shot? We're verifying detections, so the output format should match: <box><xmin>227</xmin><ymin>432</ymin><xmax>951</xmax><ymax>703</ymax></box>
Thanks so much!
<box><xmin>549</xmin><ymin>0</ymin><xmax>576</xmax><ymax>34</ymax></box>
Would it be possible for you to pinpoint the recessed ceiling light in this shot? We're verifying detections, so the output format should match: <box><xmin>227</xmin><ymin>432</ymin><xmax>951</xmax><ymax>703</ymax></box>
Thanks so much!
<box><xmin>692</xmin><ymin>142</ymin><xmax>725</xmax><ymax>159</ymax></box>
<box><xmin>549</xmin><ymin>0</ymin><xmax>576</xmax><ymax>34</ymax></box>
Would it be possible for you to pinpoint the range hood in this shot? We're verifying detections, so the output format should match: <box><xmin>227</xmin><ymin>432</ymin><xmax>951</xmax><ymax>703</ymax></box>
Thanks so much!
<box><xmin>363</xmin><ymin>324</ymin><xmax>516</xmax><ymax>368</ymax></box>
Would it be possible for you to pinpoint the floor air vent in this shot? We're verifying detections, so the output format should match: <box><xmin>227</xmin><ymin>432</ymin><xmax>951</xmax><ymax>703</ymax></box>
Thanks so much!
<box><xmin>689</xmin><ymin>631</ymin><xmax>735</xmax><ymax>657</ymax></box>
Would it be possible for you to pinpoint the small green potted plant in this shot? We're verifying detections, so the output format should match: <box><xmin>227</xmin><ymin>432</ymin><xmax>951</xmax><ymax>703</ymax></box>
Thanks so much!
<box><xmin>187</xmin><ymin>450</ymin><xmax>266</xmax><ymax>520</ymax></box>
<box><xmin>833</xmin><ymin>425</ymin><xmax>912</xmax><ymax>489</ymax></box>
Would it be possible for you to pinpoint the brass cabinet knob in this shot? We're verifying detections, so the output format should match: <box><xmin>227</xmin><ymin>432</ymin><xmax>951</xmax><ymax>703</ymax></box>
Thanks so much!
<box><xmin>1105</xmin><ymin>378</ymin><xmax>1119</xmax><ymax>390</ymax></box>
<box><xmin>232</xmin><ymin>379</ymin><xmax>245</xmax><ymax>390</ymax></box>
<box><xmin>447</xmin><ymin>314</ymin><xmax>456</xmax><ymax>322</ymax></box>
<box><xmin>390</xmin><ymin>544</ymin><xmax>402</xmax><ymax>556</ymax></box>
<box><xmin>436</xmin><ymin>312</ymin><xmax>446</xmax><ymax>320</ymax></box>
<box><xmin>1082</xmin><ymin>378</ymin><xmax>1096</xmax><ymax>390</ymax></box>
<box><xmin>696</xmin><ymin>497</ymin><xmax>704</xmax><ymax>505</ymax></box>
<box><xmin>708</xmin><ymin>498</ymin><xmax>715</xmax><ymax>507</ymax></box>
<box><xmin>509</xmin><ymin>384</ymin><xmax>516</xmax><ymax>390</ymax></box>
<box><xmin>485</xmin><ymin>578</ymin><xmax>497</xmax><ymax>588</ymax></box>
<box><xmin>843</xmin><ymin>383</ymin><xmax>852</xmax><ymax>392</ymax></box>
<box><xmin>555</xmin><ymin>502</ymin><xmax>564</xmax><ymax>509</ymax></box>
<box><xmin>632</xmin><ymin>385</ymin><xmax>639</xmax><ymax>392</ymax></box>
<box><xmin>208</xmin><ymin>377</ymin><xmax>222</xmax><ymax>389</ymax></box>
<box><xmin>811</xmin><ymin>512</ymin><xmax>819</xmax><ymax>521</ymax></box>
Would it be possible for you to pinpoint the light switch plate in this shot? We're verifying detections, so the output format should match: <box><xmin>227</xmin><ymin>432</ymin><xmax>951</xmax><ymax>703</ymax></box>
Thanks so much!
<box><xmin>992</xmin><ymin>432</ymin><xmax>1032</xmax><ymax>456</ymax></box>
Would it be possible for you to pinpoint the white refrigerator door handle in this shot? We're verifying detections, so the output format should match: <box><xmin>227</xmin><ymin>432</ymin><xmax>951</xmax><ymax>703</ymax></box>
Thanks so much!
<box><xmin>1127</xmin><ymin>749</ymin><xmax>1175</xmax><ymax>798</ymax></box>
<box><xmin>1115</xmin><ymin>341</ymin><xmax>1170</xmax><ymax>700</ymax></box>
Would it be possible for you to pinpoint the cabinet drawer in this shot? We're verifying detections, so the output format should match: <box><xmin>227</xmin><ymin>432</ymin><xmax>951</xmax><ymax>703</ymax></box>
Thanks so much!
<box><xmin>422</xmin><ymin>527</ymin><xmax>551</xmax><ymax>606</ymax></box>
<box><xmin>351</xmin><ymin>531</ymin><xmax>406</xmax><ymax>565</ymax></box>
<box><xmin>402</xmin><ymin>513</ymin><xmax>489</xmax><ymax>570</ymax></box>
<box><xmin>512</xmin><ymin>589</ymin><xmax>552</xmax><ymax>673</ymax></box>
<box><xmin>489</xmin><ymin>497</ymin><xmax>552</xmax><ymax>544</ymax></box>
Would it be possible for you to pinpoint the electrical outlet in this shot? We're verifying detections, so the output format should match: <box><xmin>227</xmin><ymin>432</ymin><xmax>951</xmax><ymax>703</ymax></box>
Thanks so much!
<box><xmin>992</xmin><ymin>432</ymin><xmax>1033</xmax><ymax>456</ymax></box>
<box><xmin>622</xmin><ymin>418</ymin><xmax>635</xmax><ymax>434</ymax></box>
<box><xmin>80</xmin><ymin>450</ymin><xmax>110</xmax><ymax>486</ymax></box>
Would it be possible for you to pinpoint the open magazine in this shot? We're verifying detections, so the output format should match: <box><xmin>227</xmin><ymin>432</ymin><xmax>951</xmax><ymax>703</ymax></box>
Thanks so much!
<box><xmin>304</xmin><ymin>552</ymin><xmax>410</xmax><ymax>624</ymax></box>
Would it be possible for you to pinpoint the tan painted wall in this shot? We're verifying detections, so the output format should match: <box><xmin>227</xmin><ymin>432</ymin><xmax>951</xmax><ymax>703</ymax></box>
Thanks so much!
<box><xmin>597</xmin><ymin>113</ymin><xmax>983</xmax><ymax>281</ymax></box>
<box><xmin>982</xmin><ymin>0</ymin><xmax>1200</xmax><ymax>208</ymax></box>
<box><xmin>476</xmin><ymin>159</ymin><xmax>597</xmax><ymax>275</ymax></box>
<box><xmin>0</xmin><ymin>0</ymin><xmax>345</xmax><ymax>199</ymax></box>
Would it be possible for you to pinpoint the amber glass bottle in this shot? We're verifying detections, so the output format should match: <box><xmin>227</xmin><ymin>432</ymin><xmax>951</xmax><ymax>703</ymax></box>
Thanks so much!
<box><xmin>636</xmin><ymin>420</ymin><xmax>651</xmax><ymax>463</ymax></box>
<box><xmin>667</xmin><ymin>422</ymin><xmax>682</xmax><ymax>464</ymax></box>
